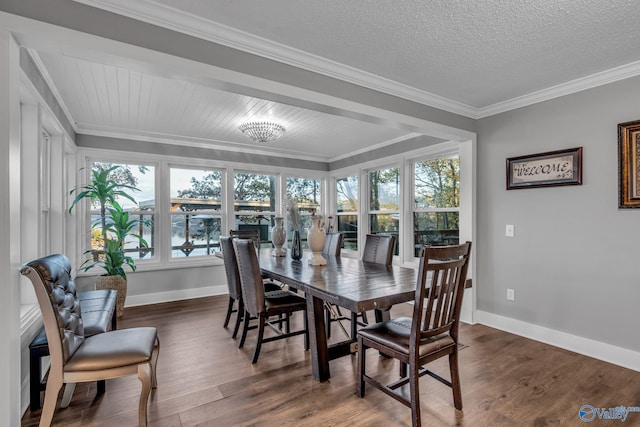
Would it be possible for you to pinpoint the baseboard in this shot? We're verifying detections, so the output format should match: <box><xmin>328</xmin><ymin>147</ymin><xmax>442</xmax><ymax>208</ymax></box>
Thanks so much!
<box><xmin>476</xmin><ymin>310</ymin><xmax>640</xmax><ymax>372</ymax></box>
<box><xmin>125</xmin><ymin>285</ymin><xmax>228</xmax><ymax>307</ymax></box>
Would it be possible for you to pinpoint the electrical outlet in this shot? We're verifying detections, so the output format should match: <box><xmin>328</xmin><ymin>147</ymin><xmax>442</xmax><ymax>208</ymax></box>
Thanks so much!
<box><xmin>506</xmin><ymin>224</ymin><xmax>515</xmax><ymax>237</ymax></box>
<box><xmin>507</xmin><ymin>288</ymin><xmax>515</xmax><ymax>301</ymax></box>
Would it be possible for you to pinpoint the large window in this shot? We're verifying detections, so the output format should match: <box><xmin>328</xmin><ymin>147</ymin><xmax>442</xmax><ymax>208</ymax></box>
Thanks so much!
<box><xmin>336</xmin><ymin>176</ymin><xmax>358</xmax><ymax>251</ymax></box>
<box><xmin>286</xmin><ymin>176</ymin><xmax>321</xmax><ymax>247</ymax></box>
<box><xmin>234</xmin><ymin>172</ymin><xmax>276</xmax><ymax>247</ymax></box>
<box><xmin>413</xmin><ymin>154</ymin><xmax>460</xmax><ymax>256</ymax></box>
<box><xmin>369</xmin><ymin>166</ymin><xmax>399</xmax><ymax>254</ymax></box>
<box><xmin>89</xmin><ymin>162</ymin><xmax>155</xmax><ymax>260</ymax></box>
<box><xmin>170</xmin><ymin>167</ymin><xmax>223</xmax><ymax>258</ymax></box>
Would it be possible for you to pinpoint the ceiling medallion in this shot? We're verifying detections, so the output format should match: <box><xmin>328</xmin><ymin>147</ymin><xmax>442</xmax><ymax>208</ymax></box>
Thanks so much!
<box><xmin>238</xmin><ymin>121</ymin><xmax>286</xmax><ymax>143</ymax></box>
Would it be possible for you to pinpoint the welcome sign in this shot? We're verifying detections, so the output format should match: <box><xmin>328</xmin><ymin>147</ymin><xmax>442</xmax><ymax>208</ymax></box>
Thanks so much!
<box><xmin>506</xmin><ymin>147</ymin><xmax>583</xmax><ymax>190</ymax></box>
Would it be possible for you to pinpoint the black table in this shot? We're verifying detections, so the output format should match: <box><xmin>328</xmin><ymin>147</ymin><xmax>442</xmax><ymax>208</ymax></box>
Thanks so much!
<box><xmin>259</xmin><ymin>250</ymin><xmax>417</xmax><ymax>381</ymax></box>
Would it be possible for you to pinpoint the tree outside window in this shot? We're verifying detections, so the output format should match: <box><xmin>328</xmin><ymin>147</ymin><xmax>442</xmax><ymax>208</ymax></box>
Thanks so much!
<box><xmin>170</xmin><ymin>168</ymin><xmax>222</xmax><ymax>258</ymax></box>
<box><xmin>286</xmin><ymin>177</ymin><xmax>321</xmax><ymax>247</ymax></box>
<box><xmin>369</xmin><ymin>167</ymin><xmax>399</xmax><ymax>255</ymax></box>
<box><xmin>89</xmin><ymin>162</ymin><xmax>155</xmax><ymax>260</ymax></box>
<box><xmin>336</xmin><ymin>176</ymin><xmax>358</xmax><ymax>251</ymax></box>
<box><xmin>413</xmin><ymin>155</ymin><xmax>460</xmax><ymax>256</ymax></box>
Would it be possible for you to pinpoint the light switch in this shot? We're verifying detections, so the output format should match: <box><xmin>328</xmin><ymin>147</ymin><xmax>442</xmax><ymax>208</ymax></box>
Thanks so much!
<box><xmin>505</xmin><ymin>224</ymin><xmax>515</xmax><ymax>237</ymax></box>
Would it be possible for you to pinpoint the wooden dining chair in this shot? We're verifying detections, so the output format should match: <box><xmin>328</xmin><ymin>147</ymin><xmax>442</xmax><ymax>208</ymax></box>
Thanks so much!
<box><xmin>356</xmin><ymin>242</ymin><xmax>472</xmax><ymax>427</ymax></box>
<box><xmin>233</xmin><ymin>238</ymin><xmax>310</xmax><ymax>363</ymax></box>
<box><xmin>220</xmin><ymin>236</ymin><xmax>282</xmax><ymax>338</ymax></box>
<box><xmin>20</xmin><ymin>254</ymin><xmax>160</xmax><ymax>427</ymax></box>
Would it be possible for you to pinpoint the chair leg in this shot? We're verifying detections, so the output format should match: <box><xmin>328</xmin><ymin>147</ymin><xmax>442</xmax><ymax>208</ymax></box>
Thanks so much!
<box><xmin>252</xmin><ymin>315</ymin><xmax>266</xmax><ymax>364</ymax></box>
<box><xmin>325</xmin><ymin>305</ymin><xmax>332</xmax><ymax>338</ymax></box>
<box><xmin>356</xmin><ymin>336</ymin><xmax>366</xmax><ymax>397</ymax></box>
<box><xmin>303</xmin><ymin>310</ymin><xmax>309</xmax><ymax>350</ymax></box>
<box><xmin>40</xmin><ymin>376</ymin><xmax>63</xmax><ymax>427</ymax></box>
<box><xmin>239</xmin><ymin>310</ymin><xmax>250</xmax><ymax>348</ymax></box>
<box><xmin>449</xmin><ymin>349</ymin><xmax>463</xmax><ymax>410</ymax></box>
<box><xmin>223</xmin><ymin>296</ymin><xmax>235</xmax><ymax>328</ymax></box>
<box><xmin>137</xmin><ymin>362</ymin><xmax>153</xmax><ymax>427</ymax></box>
<box><xmin>399</xmin><ymin>361</ymin><xmax>407</xmax><ymax>378</ymax></box>
<box><xmin>350</xmin><ymin>312</ymin><xmax>358</xmax><ymax>339</ymax></box>
<box><xmin>60</xmin><ymin>382</ymin><xmax>76</xmax><ymax>408</ymax></box>
<box><xmin>409</xmin><ymin>363</ymin><xmax>421</xmax><ymax>427</ymax></box>
<box><xmin>232</xmin><ymin>301</ymin><xmax>244</xmax><ymax>339</ymax></box>
<box><xmin>151</xmin><ymin>337</ymin><xmax>160</xmax><ymax>389</ymax></box>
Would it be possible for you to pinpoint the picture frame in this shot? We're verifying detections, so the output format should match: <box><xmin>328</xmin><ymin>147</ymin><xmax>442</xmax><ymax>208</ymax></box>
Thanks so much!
<box><xmin>618</xmin><ymin>120</ymin><xmax>640</xmax><ymax>208</ymax></box>
<box><xmin>506</xmin><ymin>147</ymin><xmax>583</xmax><ymax>190</ymax></box>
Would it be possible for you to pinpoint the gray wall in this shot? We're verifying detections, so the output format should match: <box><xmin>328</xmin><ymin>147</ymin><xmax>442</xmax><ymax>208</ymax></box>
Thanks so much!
<box><xmin>476</xmin><ymin>75</ymin><xmax>640</xmax><ymax>352</ymax></box>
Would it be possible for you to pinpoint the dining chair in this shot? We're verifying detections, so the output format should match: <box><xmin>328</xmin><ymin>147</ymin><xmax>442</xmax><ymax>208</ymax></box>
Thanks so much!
<box><xmin>20</xmin><ymin>254</ymin><xmax>160</xmax><ymax>427</ymax></box>
<box><xmin>220</xmin><ymin>236</ymin><xmax>282</xmax><ymax>338</ymax></box>
<box><xmin>322</xmin><ymin>233</ymin><xmax>351</xmax><ymax>338</ymax></box>
<box><xmin>362</xmin><ymin>233</ymin><xmax>396</xmax><ymax>265</ymax></box>
<box><xmin>347</xmin><ymin>234</ymin><xmax>398</xmax><ymax>335</ymax></box>
<box><xmin>233</xmin><ymin>238</ymin><xmax>309</xmax><ymax>363</ymax></box>
<box><xmin>356</xmin><ymin>242</ymin><xmax>472</xmax><ymax>427</ymax></box>
<box><xmin>323</xmin><ymin>232</ymin><xmax>344</xmax><ymax>257</ymax></box>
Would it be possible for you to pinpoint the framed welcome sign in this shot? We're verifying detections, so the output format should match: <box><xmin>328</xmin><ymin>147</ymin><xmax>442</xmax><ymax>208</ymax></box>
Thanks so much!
<box><xmin>506</xmin><ymin>147</ymin><xmax>583</xmax><ymax>190</ymax></box>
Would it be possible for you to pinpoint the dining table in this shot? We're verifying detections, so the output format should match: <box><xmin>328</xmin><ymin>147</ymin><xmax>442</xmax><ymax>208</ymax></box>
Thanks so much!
<box><xmin>258</xmin><ymin>249</ymin><xmax>418</xmax><ymax>382</ymax></box>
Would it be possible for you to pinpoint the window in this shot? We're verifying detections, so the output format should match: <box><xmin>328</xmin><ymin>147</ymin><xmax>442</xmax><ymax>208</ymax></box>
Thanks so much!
<box><xmin>170</xmin><ymin>167</ymin><xmax>223</xmax><ymax>258</ymax></box>
<box><xmin>369</xmin><ymin>166</ymin><xmax>400</xmax><ymax>254</ymax></box>
<box><xmin>413</xmin><ymin>154</ymin><xmax>460</xmax><ymax>256</ymax></box>
<box><xmin>39</xmin><ymin>132</ymin><xmax>51</xmax><ymax>256</ymax></box>
<box><xmin>89</xmin><ymin>162</ymin><xmax>155</xmax><ymax>260</ymax></box>
<box><xmin>234</xmin><ymin>172</ymin><xmax>276</xmax><ymax>248</ymax></box>
<box><xmin>336</xmin><ymin>176</ymin><xmax>358</xmax><ymax>251</ymax></box>
<box><xmin>286</xmin><ymin>176</ymin><xmax>321</xmax><ymax>247</ymax></box>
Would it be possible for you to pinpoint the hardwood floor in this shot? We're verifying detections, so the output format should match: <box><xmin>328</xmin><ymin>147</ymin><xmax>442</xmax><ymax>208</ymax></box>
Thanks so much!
<box><xmin>22</xmin><ymin>296</ymin><xmax>640</xmax><ymax>426</ymax></box>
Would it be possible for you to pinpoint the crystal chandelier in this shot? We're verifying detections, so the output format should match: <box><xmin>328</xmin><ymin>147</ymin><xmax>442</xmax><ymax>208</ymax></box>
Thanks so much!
<box><xmin>238</xmin><ymin>121</ymin><xmax>286</xmax><ymax>143</ymax></box>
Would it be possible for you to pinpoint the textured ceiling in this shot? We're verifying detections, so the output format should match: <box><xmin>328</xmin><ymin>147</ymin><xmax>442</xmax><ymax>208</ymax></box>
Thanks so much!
<box><xmin>18</xmin><ymin>0</ymin><xmax>640</xmax><ymax>161</ymax></box>
<box><xmin>104</xmin><ymin>0</ymin><xmax>640</xmax><ymax>108</ymax></box>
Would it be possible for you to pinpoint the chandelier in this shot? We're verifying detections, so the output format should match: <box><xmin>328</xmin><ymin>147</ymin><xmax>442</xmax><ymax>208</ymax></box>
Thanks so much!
<box><xmin>238</xmin><ymin>121</ymin><xmax>286</xmax><ymax>143</ymax></box>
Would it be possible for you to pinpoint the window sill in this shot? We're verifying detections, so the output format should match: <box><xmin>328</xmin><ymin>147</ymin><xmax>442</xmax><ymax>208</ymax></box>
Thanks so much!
<box><xmin>75</xmin><ymin>256</ymin><xmax>225</xmax><ymax>277</ymax></box>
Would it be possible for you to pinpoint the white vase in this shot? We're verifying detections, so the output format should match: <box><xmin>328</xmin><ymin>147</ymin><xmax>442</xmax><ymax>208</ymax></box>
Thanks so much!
<box><xmin>272</xmin><ymin>217</ymin><xmax>287</xmax><ymax>256</ymax></box>
<box><xmin>307</xmin><ymin>215</ymin><xmax>327</xmax><ymax>265</ymax></box>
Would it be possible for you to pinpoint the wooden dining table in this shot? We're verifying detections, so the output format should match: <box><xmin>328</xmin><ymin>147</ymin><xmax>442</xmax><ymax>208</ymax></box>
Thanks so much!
<box><xmin>258</xmin><ymin>249</ymin><xmax>418</xmax><ymax>381</ymax></box>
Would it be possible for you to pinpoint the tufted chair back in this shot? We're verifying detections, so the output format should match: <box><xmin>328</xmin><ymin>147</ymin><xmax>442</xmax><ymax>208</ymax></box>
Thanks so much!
<box><xmin>232</xmin><ymin>238</ymin><xmax>265</xmax><ymax>318</ymax></box>
<box><xmin>21</xmin><ymin>254</ymin><xmax>85</xmax><ymax>372</ymax></box>
<box><xmin>362</xmin><ymin>234</ymin><xmax>396</xmax><ymax>266</ymax></box>
<box><xmin>220</xmin><ymin>236</ymin><xmax>242</xmax><ymax>301</ymax></box>
<box><xmin>322</xmin><ymin>233</ymin><xmax>344</xmax><ymax>257</ymax></box>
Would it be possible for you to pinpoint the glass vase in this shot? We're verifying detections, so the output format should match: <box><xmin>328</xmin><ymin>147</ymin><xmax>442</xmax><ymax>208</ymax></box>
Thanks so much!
<box><xmin>291</xmin><ymin>229</ymin><xmax>303</xmax><ymax>260</ymax></box>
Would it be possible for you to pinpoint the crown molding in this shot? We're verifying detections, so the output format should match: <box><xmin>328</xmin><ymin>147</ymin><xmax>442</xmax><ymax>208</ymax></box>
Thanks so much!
<box><xmin>477</xmin><ymin>59</ymin><xmax>640</xmax><ymax>118</ymax></box>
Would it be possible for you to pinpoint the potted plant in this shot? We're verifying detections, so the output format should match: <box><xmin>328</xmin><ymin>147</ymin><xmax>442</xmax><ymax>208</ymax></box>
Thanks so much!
<box><xmin>69</xmin><ymin>165</ymin><xmax>148</xmax><ymax>317</ymax></box>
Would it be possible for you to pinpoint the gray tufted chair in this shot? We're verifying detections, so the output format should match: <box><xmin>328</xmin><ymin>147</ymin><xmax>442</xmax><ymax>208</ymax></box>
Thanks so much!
<box><xmin>362</xmin><ymin>234</ymin><xmax>396</xmax><ymax>266</ymax></box>
<box><xmin>20</xmin><ymin>254</ymin><xmax>159</xmax><ymax>427</ymax></box>
<box><xmin>322</xmin><ymin>232</ymin><xmax>344</xmax><ymax>257</ymax></box>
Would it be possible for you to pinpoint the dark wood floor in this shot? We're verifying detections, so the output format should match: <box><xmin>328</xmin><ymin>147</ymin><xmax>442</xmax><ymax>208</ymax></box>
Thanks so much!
<box><xmin>22</xmin><ymin>295</ymin><xmax>640</xmax><ymax>426</ymax></box>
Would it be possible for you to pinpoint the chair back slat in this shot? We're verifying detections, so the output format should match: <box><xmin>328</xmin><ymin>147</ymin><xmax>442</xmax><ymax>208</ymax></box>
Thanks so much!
<box><xmin>220</xmin><ymin>236</ymin><xmax>242</xmax><ymax>300</ymax></box>
<box><xmin>323</xmin><ymin>233</ymin><xmax>344</xmax><ymax>256</ymax></box>
<box><xmin>233</xmin><ymin>238</ymin><xmax>265</xmax><ymax>317</ymax></box>
<box><xmin>362</xmin><ymin>234</ymin><xmax>396</xmax><ymax>266</ymax></box>
<box><xmin>412</xmin><ymin>243</ymin><xmax>472</xmax><ymax>347</ymax></box>
<box><xmin>20</xmin><ymin>254</ymin><xmax>85</xmax><ymax>370</ymax></box>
